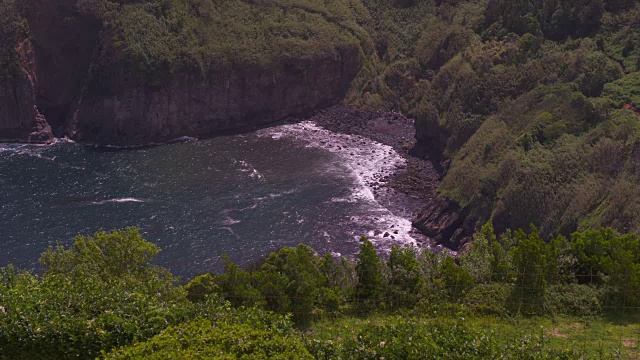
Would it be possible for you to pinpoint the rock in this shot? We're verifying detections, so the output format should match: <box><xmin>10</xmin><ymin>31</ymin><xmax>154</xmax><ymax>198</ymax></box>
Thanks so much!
<box><xmin>70</xmin><ymin>46</ymin><xmax>361</xmax><ymax>145</ymax></box>
<box><xmin>412</xmin><ymin>196</ymin><xmax>471</xmax><ymax>249</ymax></box>
<box><xmin>383</xmin><ymin>232</ymin><xmax>390</xmax><ymax>238</ymax></box>
<box><xmin>0</xmin><ymin>0</ymin><xmax>363</xmax><ymax>145</ymax></box>
<box><xmin>0</xmin><ymin>39</ymin><xmax>53</xmax><ymax>143</ymax></box>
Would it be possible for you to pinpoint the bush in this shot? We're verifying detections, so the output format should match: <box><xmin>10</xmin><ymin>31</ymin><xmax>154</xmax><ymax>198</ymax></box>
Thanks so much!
<box><xmin>105</xmin><ymin>312</ymin><xmax>313</xmax><ymax>360</ymax></box>
<box><xmin>0</xmin><ymin>0</ymin><xmax>25</xmax><ymax>81</ymax></box>
<box><xmin>602</xmin><ymin>71</ymin><xmax>640</xmax><ymax>108</ymax></box>
<box><xmin>84</xmin><ymin>0</ymin><xmax>370</xmax><ymax>77</ymax></box>
<box><xmin>464</xmin><ymin>283</ymin><xmax>512</xmax><ymax>315</ymax></box>
<box><xmin>0</xmin><ymin>228</ymin><xmax>193</xmax><ymax>360</ymax></box>
<box><xmin>543</xmin><ymin>284</ymin><xmax>604</xmax><ymax>316</ymax></box>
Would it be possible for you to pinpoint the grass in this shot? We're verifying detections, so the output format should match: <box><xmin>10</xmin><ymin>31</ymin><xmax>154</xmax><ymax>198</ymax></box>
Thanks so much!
<box><xmin>310</xmin><ymin>313</ymin><xmax>640</xmax><ymax>359</ymax></box>
<box><xmin>92</xmin><ymin>0</ymin><xmax>372</xmax><ymax>76</ymax></box>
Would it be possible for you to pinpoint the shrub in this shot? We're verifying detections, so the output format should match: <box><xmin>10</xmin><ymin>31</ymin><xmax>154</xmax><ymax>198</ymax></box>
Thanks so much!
<box><xmin>355</xmin><ymin>237</ymin><xmax>383</xmax><ymax>313</ymax></box>
<box><xmin>0</xmin><ymin>228</ymin><xmax>193</xmax><ymax>360</ymax></box>
<box><xmin>543</xmin><ymin>283</ymin><xmax>604</xmax><ymax>316</ymax></box>
<box><xmin>0</xmin><ymin>0</ymin><xmax>25</xmax><ymax>81</ymax></box>
<box><xmin>104</xmin><ymin>313</ymin><xmax>312</xmax><ymax>360</ymax></box>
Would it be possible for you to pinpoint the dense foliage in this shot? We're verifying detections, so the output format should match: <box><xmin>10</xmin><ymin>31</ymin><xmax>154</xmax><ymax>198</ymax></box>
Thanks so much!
<box><xmin>0</xmin><ymin>229</ymin><xmax>195</xmax><ymax>359</ymax></box>
<box><xmin>200</xmin><ymin>223</ymin><xmax>640</xmax><ymax>320</ymax></box>
<box><xmin>104</xmin><ymin>314</ymin><xmax>313</xmax><ymax>359</ymax></box>
<box><xmin>339</xmin><ymin>0</ymin><xmax>640</xmax><ymax>242</ymax></box>
<box><xmin>308</xmin><ymin>318</ymin><xmax>577</xmax><ymax>359</ymax></box>
<box><xmin>77</xmin><ymin>0</ymin><xmax>373</xmax><ymax>78</ymax></box>
<box><xmin>2</xmin><ymin>0</ymin><xmax>640</xmax><ymax>238</ymax></box>
<box><xmin>2</xmin><ymin>228</ymin><xmax>640</xmax><ymax>358</ymax></box>
<box><xmin>0</xmin><ymin>0</ymin><xmax>25</xmax><ymax>81</ymax></box>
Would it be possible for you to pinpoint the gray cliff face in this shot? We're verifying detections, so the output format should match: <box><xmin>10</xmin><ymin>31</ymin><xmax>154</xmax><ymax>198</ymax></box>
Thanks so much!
<box><xmin>0</xmin><ymin>40</ymin><xmax>52</xmax><ymax>143</ymax></box>
<box><xmin>25</xmin><ymin>0</ymin><xmax>101</xmax><ymax>130</ymax></box>
<box><xmin>0</xmin><ymin>0</ymin><xmax>363</xmax><ymax>145</ymax></box>
<box><xmin>67</xmin><ymin>48</ymin><xmax>362</xmax><ymax>145</ymax></box>
<box><xmin>412</xmin><ymin>196</ymin><xmax>472</xmax><ymax>249</ymax></box>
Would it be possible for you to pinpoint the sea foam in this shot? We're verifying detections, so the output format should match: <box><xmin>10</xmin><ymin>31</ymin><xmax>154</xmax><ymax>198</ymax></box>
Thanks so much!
<box><xmin>258</xmin><ymin>121</ymin><xmax>417</xmax><ymax>249</ymax></box>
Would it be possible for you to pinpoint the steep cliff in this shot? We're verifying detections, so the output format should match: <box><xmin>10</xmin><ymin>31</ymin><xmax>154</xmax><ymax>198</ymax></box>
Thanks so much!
<box><xmin>0</xmin><ymin>0</ymin><xmax>52</xmax><ymax>142</ymax></box>
<box><xmin>23</xmin><ymin>0</ymin><xmax>101</xmax><ymax>131</ymax></box>
<box><xmin>0</xmin><ymin>0</ymin><xmax>370</xmax><ymax>144</ymax></box>
<box><xmin>69</xmin><ymin>48</ymin><xmax>361</xmax><ymax>144</ymax></box>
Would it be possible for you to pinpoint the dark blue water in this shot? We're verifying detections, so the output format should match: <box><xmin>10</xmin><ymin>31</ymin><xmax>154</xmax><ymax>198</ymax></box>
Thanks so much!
<box><xmin>0</xmin><ymin>123</ymin><xmax>417</xmax><ymax>279</ymax></box>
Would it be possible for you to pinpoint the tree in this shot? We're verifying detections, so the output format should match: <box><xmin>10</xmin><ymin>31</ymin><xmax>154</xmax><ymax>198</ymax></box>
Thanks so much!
<box><xmin>461</xmin><ymin>222</ymin><xmax>495</xmax><ymax>283</ymax></box>
<box><xmin>385</xmin><ymin>245</ymin><xmax>424</xmax><ymax>308</ymax></box>
<box><xmin>509</xmin><ymin>226</ymin><xmax>548</xmax><ymax>313</ymax></box>
<box><xmin>355</xmin><ymin>237</ymin><xmax>382</xmax><ymax>313</ymax></box>
<box><xmin>0</xmin><ymin>228</ymin><xmax>193</xmax><ymax>360</ymax></box>
<box><xmin>256</xmin><ymin>244</ymin><xmax>325</xmax><ymax>325</ymax></box>
<box><xmin>440</xmin><ymin>256</ymin><xmax>474</xmax><ymax>301</ymax></box>
<box><xmin>40</xmin><ymin>227</ymin><xmax>182</xmax><ymax>301</ymax></box>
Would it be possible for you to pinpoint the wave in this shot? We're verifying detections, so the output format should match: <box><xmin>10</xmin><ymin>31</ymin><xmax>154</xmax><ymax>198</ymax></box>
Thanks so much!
<box><xmin>234</xmin><ymin>159</ymin><xmax>264</xmax><ymax>180</ymax></box>
<box><xmin>258</xmin><ymin>121</ymin><xmax>418</xmax><ymax>248</ymax></box>
<box><xmin>90</xmin><ymin>198</ymin><xmax>145</xmax><ymax>205</ymax></box>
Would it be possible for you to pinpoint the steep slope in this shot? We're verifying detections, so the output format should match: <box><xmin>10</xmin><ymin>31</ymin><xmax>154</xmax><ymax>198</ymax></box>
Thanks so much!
<box><xmin>67</xmin><ymin>0</ymin><xmax>370</xmax><ymax>144</ymax></box>
<box><xmin>0</xmin><ymin>0</ymin><xmax>371</xmax><ymax>144</ymax></box>
<box><xmin>0</xmin><ymin>0</ymin><xmax>52</xmax><ymax>142</ymax></box>
<box><xmin>351</xmin><ymin>0</ymin><xmax>640</xmax><ymax>246</ymax></box>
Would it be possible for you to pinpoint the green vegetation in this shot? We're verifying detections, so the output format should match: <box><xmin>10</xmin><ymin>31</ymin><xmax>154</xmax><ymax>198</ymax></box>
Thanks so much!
<box><xmin>2</xmin><ymin>0</ymin><xmax>640</xmax><ymax>356</ymax></box>
<box><xmin>603</xmin><ymin>72</ymin><xmax>640</xmax><ymax>108</ymax></box>
<box><xmin>79</xmin><ymin>0</ymin><xmax>372</xmax><ymax>77</ymax></box>
<box><xmin>105</xmin><ymin>316</ymin><xmax>313</xmax><ymax>359</ymax></box>
<box><xmin>4</xmin><ymin>227</ymin><xmax>638</xmax><ymax>358</ymax></box>
<box><xmin>330</xmin><ymin>0</ymin><xmax>640</xmax><ymax>241</ymax></box>
<box><xmin>0</xmin><ymin>0</ymin><xmax>25</xmax><ymax>81</ymax></box>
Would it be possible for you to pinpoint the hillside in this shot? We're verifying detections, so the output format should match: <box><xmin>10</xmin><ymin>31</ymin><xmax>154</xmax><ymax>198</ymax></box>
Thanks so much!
<box><xmin>343</xmin><ymin>0</ymin><xmax>640</xmax><ymax>246</ymax></box>
<box><xmin>2</xmin><ymin>0</ymin><xmax>640</xmax><ymax>239</ymax></box>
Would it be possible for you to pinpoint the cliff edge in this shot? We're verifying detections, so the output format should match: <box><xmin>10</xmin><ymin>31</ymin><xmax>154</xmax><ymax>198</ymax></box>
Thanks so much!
<box><xmin>0</xmin><ymin>0</ymin><xmax>370</xmax><ymax>144</ymax></box>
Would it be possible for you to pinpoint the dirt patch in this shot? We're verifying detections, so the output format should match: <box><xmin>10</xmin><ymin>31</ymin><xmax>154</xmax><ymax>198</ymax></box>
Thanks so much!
<box><xmin>550</xmin><ymin>328</ymin><xmax>569</xmax><ymax>338</ymax></box>
<box><xmin>623</xmin><ymin>103</ymin><xmax>640</xmax><ymax>117</ymax></box>
<box><xmin>622</xmin><ymin>339</ymin><xmax>637</xmax><ymax>347</ymax></box>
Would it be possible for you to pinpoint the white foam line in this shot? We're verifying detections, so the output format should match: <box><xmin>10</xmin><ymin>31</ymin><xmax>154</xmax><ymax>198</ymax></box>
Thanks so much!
<box><xmin>90</xmin><ymin>198</ymin><xmax>145</xmax><ymax>205</ymax></box>
<box><xmin>258</xmin><ymin>121</ymin><xmax>416</xmax><ymax>248</ymax></box>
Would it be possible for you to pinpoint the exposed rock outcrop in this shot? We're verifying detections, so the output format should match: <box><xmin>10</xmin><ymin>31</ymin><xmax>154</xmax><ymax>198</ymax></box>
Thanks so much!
<box><xmin>412</xmin><ymin>196</ymin><xmax>472</xmax><ymax>249</ymax></box>
<box><xmin>0</xmin><ymin>0</ymin><xmax>364</xmax><ymax>145</ymax></box>
<box><xmin>0</xmin><ymin>39</ymin><xmax>52</xmax><ymax>143</ymax></box>
<box><xmin>24</xmin><ymin>0</ymin><xmax>101</xmax><ymax>131</ymax></box>
<box><xmin>67</xmin><ymin>47</ymin><xmax>361</xmax><ymax>145</ymax></box>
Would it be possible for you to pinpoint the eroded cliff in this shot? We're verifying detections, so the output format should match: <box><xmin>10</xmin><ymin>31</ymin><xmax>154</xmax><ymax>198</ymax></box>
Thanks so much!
<box><xmin>0</xmin><ymin>0</ymin><xmax>368</xmax><ymax>144</ymax></box>
<box><xmin>0</xmin><ymin>1</ymin><xmax>52</xmax><ymax>142</ymax></box>
<box><xmin>68</xmin><ymin>47</ymin><xmax>361</xmax><ymax>145</ymax></box>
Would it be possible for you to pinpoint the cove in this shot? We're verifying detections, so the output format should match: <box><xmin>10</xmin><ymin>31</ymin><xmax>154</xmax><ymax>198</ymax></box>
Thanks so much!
<box><xmin>0</xmin><ymin>122</ymin><xmax>419</xmax><ymax>279</ymax></box>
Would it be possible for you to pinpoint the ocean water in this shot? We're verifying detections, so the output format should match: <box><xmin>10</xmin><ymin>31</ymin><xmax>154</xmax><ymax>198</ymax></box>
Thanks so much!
<box><xmin>0</xmin><ymin>122</ymin><xmax>420</xmax><ymax>279</ymax></box>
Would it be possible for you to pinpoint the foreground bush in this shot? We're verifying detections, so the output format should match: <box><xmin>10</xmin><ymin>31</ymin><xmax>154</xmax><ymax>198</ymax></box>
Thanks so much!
<box><xmin>105</xmin><ymin>311</ymin><xmax>312</xmax><ymax>360</ymax></box>
<box><xmin>0</xmin><ymin>228</ymin><xmax>194</xmax><ymax>360</ymax></box>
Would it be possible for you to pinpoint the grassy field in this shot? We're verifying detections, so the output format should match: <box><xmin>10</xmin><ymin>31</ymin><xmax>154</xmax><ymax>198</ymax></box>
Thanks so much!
<box><xmin>310</xmin><ymin>314</ymin><xmax>640</xmax><ymax>359</ymax></box>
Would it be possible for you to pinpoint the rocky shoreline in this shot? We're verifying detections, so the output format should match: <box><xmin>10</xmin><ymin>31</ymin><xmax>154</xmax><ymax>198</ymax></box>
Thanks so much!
<box><xmin>306</xmin><ymin>106</ymin><xmax>453</xmax><ymax>250</ymax></box>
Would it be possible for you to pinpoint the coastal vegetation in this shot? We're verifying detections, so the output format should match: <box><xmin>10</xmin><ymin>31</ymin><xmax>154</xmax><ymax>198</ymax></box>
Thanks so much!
<box><xmin>0</xmin><ymin>0</ymin><xmax>25</xmax><ymax>81</ymax></box>
<box><xmin>2</xmin><ymin>227</ymin><xmax>640</xmax><ymax>359</ymax></box>
<box><xmin>76</xmin><ymin>0</ymin><xmax>372</xmax><ymax>77</ymax></box>
<box><xmin>2</xmin><ymin>0</ymin><xmax>640</xmax><ymax>357</ymax></box>
<box><xmin>345</xmin><ymin>0</ymin><xmax>640</xmax><ymax>242</ymax></box>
